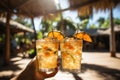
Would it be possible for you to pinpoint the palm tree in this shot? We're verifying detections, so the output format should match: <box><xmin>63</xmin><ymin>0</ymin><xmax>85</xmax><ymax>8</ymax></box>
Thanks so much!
<box><xmin>41</xmin><ymin>13</ymin><xmax>61</xmax><ymax>37</ymax></box>
<box><xmin>77</xmin><ymin>15</ymin><xmax>90</xmax><ymax>29</ymax></box>
<box><xmin>101</xmin><ymin>19</ymin><xmax>109</xmax><ymax>28</ymax></box>
<box><xmin>56</xmin><ymin>18</ymin><xmax>76</xmax><ymax>37</ymax></box>
<box><xmin>114</xmin><ymin>18</ymin><xmax>120</xmax><ymax>25</ymax></box>
<box><xmin>97</xmin><ymin>17</ymin><xmax>105</xmax><ymax>28</ymax></box>
<box><xmin>79</xmin><ymin>19</ymin><xmax>89</xmax><ymax>29</ymax></box>
<box><xmin>97</xmin><ymin>17</ymin><xmax>120</xmax><ymax>29</ymax></box>
<box><xmin>89</xmin><ymin>24</ymin><xmax>97</xmax><ymax>29</ymax></box>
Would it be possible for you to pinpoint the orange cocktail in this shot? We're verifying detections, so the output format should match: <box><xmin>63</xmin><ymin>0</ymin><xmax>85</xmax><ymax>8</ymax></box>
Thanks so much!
<box><xmin>60</xmin><ymin>38</ymin><xmax>83</xmax><ymax>73</ymax></box>
<box><xmin>36</xmin><ymin>38</ymin><xmax>59</xmax><ymax>72</ymax></box>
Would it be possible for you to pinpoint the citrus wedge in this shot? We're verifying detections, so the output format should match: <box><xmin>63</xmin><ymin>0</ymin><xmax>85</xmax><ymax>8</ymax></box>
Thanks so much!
<box><xmin>47</xmin><ymin>31</ymin><xmax>64</xmax><ymax>41</ymax></box>
<box><xmin>74</xmin><ymin>32</ymin><xmax>92</xmax><ymax>42</ymax></box>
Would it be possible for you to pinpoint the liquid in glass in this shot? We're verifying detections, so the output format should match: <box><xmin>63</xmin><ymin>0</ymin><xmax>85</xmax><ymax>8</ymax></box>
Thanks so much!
<box><xmin>60</xmin><ymin>38</ymin><xmax>83</xmax><ymax>73</ymax></box>
<box><xmin>36</xmin><ymin>38</ymin><xmax>59</xmax><ymax>72</ymax></box>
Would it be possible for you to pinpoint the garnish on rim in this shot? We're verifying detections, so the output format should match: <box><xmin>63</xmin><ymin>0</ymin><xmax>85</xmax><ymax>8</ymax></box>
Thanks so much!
<box><xmin>73</xmin><ymin>32</ymin><xmax>92</xmax><ymax>42</ymax></box>
<box><xmin>47</xmin><ymin>31</ymin><xmax>64</xmax><ymax>41</ymax></box>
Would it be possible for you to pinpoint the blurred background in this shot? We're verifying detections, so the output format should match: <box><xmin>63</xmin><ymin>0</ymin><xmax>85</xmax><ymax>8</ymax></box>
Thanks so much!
<box><xmin>0</xmin><ymin>0</ymin><xmax>120</xmax><ymax>80</ymax></box>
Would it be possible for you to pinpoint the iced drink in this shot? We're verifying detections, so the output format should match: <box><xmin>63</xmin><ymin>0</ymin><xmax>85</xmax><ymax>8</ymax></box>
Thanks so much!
<box><xmin>36</xmin><ymin>38</ymin><xmax>59</xmax><ymax>72</ymax></box>
<box><xmin>60</xmin><ymin>38</ymin><xmax>83</xmax><ymax>73</ymax></box>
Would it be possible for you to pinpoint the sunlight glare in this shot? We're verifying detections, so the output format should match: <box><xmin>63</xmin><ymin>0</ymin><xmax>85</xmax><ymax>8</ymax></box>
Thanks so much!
<box><xmin>54</xmin><ymin>0</ymin><xmax>59</xmax><ymax>4</ymax></box>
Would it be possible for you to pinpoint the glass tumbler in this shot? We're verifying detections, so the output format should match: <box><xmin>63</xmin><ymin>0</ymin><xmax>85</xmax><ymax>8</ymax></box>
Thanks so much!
<box><xmin>36</xmin><ymin>38</ymin><xmax>59</xmax><ymax>72</ymax></box>
<box><xmin>60</xmin><ymin>38</ymin><xmax>83</xmax><ymax>73</ymax></box>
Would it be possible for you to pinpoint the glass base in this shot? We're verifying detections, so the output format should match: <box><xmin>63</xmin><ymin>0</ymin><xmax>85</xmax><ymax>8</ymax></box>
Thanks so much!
<box><xmin>38</xmin><ymin>68</ymin><xmax>56</xmax><ymax>72</ymax></box>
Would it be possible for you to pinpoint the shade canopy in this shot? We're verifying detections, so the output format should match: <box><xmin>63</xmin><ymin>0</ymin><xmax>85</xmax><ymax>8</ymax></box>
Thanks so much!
<box><xmin>0</xmin><ymin>0</ymin><xmax>57</xmax><ymax>17</ymax></box>
<box><xmin>68</xmin><ymin>0</ymin><xmax>120</xmax><ymax>16</ymax></box>
<box><xmin>1</xmin><ymin>0</ymin><xmax>120</xmax><ymax>19</ymax></box>
<box><xmin>0</xmin><ymin>0</ymin><xmax>120</xmax><ymax>17</ymax></box>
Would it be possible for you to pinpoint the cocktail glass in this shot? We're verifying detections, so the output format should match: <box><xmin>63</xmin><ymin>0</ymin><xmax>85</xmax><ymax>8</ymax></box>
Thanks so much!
<box><xmin>36</xmin><ymin>38</ymin><xmax>59</xmax><ymax>72</ymax></box>
<box><xmin>60</xmin><ymin>38</ymin><xmax>83</xmax><ymax>73</ymax></box>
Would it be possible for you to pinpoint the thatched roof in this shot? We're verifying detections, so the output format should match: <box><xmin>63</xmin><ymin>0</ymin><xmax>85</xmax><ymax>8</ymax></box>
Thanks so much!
<box><xmin>0</xmin><ymin>18</ymin><xmax>34</xmax><ymax>34</ymax></box>
<box><xmin>68</xmin><ymin>0</ymin><xmax>120</xmax><ymax>16</ymax></box>
<box><xmin>0</xmin><ymin>0</ymin><xmax>57</xmax><ymax>17</ymax></box>
<box><xmin>1</xmin><ymin>0</ymin><xmax>120</xmax><ymax>18</ymax></box>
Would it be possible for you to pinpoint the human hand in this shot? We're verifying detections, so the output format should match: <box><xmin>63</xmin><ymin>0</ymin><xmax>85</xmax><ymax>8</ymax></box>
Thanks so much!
<box><xmin>11</xmin><ymin>57</ymin><xmax>58</xmax><ymax>80</ymax></box>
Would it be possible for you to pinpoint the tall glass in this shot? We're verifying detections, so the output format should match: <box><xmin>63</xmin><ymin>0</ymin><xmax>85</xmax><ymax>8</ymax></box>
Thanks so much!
<box><xmin>36</xmin><ymin>38</ymin><xmax>59</xmax><ymax>72</ymax></box>
<box><xmin>60</xmin><ymin>38</ymin><xmax>83</xmax><ymax>73</ymax></box>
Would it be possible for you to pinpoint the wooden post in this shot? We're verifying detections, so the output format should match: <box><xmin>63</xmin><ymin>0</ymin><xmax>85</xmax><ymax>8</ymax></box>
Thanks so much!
<box><xmin>31</xmin><ymin>18</ymin><xmax>37</xmax><ymax>40</ymax></box>
<box><xmin>4</xmin><ymin>12</ymin><xmax>11</xmax><ymax>65</ymax></box>
<box><xmin>110</xmin><ymin>7</ymin><xmax>116</xmax><ymax>57</ymax></box>
<box><xmin>31</xmin><ymin>17</ymin><xmax>37</xmax><ymax>55</ymax></box>
<box><xmin>23</xmin><ymin>32</ymin><xmax>27</xmax><ymax>43</ymax></box>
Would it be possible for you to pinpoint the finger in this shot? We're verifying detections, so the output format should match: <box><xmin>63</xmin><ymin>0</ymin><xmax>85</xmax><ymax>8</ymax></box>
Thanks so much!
<box><xmin>43</xmin><ymin>67</ymin><xmax>58</xmax><ymax>78</ymax></box>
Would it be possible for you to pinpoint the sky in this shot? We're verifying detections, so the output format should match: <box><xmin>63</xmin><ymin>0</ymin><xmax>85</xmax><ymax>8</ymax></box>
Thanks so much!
<box><xmin>34</xmin><ymin>1</ymin><xmax>120</xmax><ymax>31</ymax></box>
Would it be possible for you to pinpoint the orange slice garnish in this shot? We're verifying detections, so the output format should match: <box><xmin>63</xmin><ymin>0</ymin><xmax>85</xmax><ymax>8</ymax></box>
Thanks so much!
<box><xmin>47</xmin><ymin>31</ymin><xmax>64</xmax><ymax>41</ymax></box>
<box><xmin>74</xmin><ymin>32</ymin><xmax>92</xmax><ymax>42</ymax></box>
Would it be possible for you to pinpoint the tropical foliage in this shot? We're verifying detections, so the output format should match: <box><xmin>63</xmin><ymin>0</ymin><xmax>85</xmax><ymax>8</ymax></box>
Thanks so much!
<box><xmin>114</xmin><ymin>18</ymin><xmax>120</xmax><ymax>25</ymax></box>
<box><xmin>97</xmin><ymin>17</ymin><xmax>120</xmax><ymax>29</ymax></box>
<box><xmin>41</xmin><ymin>13</ymin><xmax>77</xmax><ymax>37</ymax></box>
<box><xmin>40</xmin><ymin>12</ymin><xmax>120</xmax><ymax>37</ymax></box>
<box><xmin>37</xmin><ymin>31</ymin><xmax>43</xmax><ymax>39</ymax></box>
<box><xmin>89</xmin><ymin>24</ymin><xmax>97</xmax><ymax>29</ymax></box>
<box><xmin>77</xmin><ymin>15</ymin><xmax>90</xmax><ymax>29</ymax></box>
<box><xmin>40</xmin><ymin>13</ymin><xmax>60</xmax><ymax>37</ymax></box>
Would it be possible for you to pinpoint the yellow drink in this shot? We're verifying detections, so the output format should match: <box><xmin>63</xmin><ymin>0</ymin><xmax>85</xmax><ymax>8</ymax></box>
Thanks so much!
<box><xmin>36</xmin><ymin>38</ymin><xmax>59</xmax><ymax>72</ymax></box>
<box><xmin>60</xmin><ymin>38</ymin><xmax>82</xmax><ymax>73</ymax></box>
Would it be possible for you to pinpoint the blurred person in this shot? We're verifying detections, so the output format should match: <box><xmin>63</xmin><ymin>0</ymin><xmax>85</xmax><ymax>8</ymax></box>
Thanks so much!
<box><xmin>11</xmin><ymin>37</ymin><xmax>18</xmax><ymax>55</ymax></box>
<box><xmin>11</xmin><ymin>38</ymin><xmax>17</xmax><ymax>49</ymax></box>
<box><xmin>20</xmin><ymin>40</ymin><xmax>27</xmax><ymax>57</ymax></box>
